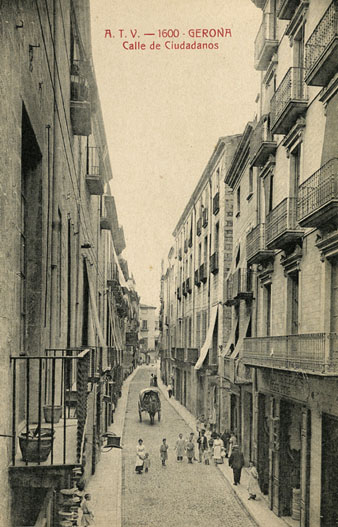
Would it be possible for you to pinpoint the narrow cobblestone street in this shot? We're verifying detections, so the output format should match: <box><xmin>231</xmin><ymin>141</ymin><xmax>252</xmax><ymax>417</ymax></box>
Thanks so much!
<box><xmin>122</xmin><ymin>367</ymin><xmax>256</xmax><ymax>527</ymax></box>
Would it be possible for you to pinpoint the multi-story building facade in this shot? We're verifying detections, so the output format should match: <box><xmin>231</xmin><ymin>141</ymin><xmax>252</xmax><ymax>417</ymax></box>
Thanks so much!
<box><xmin>160</xmin><ymin>136</ymin><xmax>240</xmax><ymax>424</ymax></box>
<box><xmin>0</xmin><ymin>1</ymin><xmax>139</xmax><ymax>525</ymax></box>
<box><xmin>238</xmin><ymin>1</ymin><xmax>338</xmax><ymax>526</ymax></box>
<box><xmin>139</xmin><ymin>304</ymin><xmax>158</xmax><ymax>363</ymax></box>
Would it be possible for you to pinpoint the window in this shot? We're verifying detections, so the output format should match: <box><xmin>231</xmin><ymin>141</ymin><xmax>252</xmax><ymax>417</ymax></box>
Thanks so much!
<box><xmin>204</xmin><ymin>236</ymin><xmax>208</xmax><ymax>263</ymax></box>
<box><xmin>247</xmin><ymin>167</ymin><xmax>254</xmax><ymax>200</ymax></box>
<box><xmin>214</xmin><ymin>223</ymin><xmax>219</xmax><ymax>253</ymax></box>
<box><xmin>142</xmin><ymin>319</ymin><xmax>148</xmax><ymax>330</ymax></box>
<box><xmin>236</xmin><ymin>186</ymin><xmax>241</xmax><ymax>216</ymax></box>
<box><xmin>265</xmin><ymin>284</ymin><xmax>271</xmax><ymax>336</ymax></box>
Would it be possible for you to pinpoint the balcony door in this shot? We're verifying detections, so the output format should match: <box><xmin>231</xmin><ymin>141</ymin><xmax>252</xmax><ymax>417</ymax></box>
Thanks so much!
<box><xmin>331</xmin><ymin>261</ymin><xmax>338</xmax><ymax>334</ymax></box>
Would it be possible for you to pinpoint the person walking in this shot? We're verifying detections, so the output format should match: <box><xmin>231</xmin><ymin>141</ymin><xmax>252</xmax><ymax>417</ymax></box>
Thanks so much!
<box><xmin>143</xmin><ymin>453</ymin><xmax>151</xmax><ymax>473</ymax></box>
<box><xmin>160</xmin><ymin>438</ymin><xmax>169</xmax><ymax>466</ymax></box>
<box><xmin>213</xmin><ymin>434</ymin><xmax>224</xmax><ymax>464</ymax></box>
<box><xmin>80</xmin><ymin>494</ymin><xmax>94</xmax><ymax>526</ymax></box>
<box><xmin>153</xmin><ymin>374</ymin><xmax>158</xmax><ymax>387</ymax></box>
<box><xmin>135</xmin><ymin>438</ymin><xmax>146</xmax><ymax>474</ymax></box>
<box><xmin>221</xmin><ymin>429</ymin><xmax>231</xmax><ymax>458</ymax></box>
<box><xmin>228</xmin><ymin>431</ymin><xmax>237</xmax><ymax>459</ymax></box>
<box><xmin>175</xmin><ymin>433</ymin><xmax>186</xmax><ymax>462</ymax></box>
<box><xmin>167</xmin><ymin>383</ymin><xmax>173</xmax><ymax>398</ymax></box>
<box><xmin>247</xmin><ymin>461</ymin><xmax>260</xmax><ymax>499</ymax></box>
<box><xmin>150</xmin><ymin>374</ymin><xmax>154</xmax><ymax>386</ymax></box>
<box><xmin>229</xmin><ymin>444</ymin><xmax>245</xmax><ymax>485</ymax></box>
<box><xmin>186</xmin><ymin>434</ymin><xmax>195</xmax><ymax>464</ymax></box>
<box><xmin>197</xmin><ymin>429</ymin><xmax>208</xmax><ymax>463</ymax></box>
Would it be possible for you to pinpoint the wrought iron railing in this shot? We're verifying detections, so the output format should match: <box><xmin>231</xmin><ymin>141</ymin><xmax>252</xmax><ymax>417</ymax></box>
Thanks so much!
<box><xmin>254</xmin><ymin>12</ymin><xmax>277</xmax><ymax>64</ymax></box>
<box><xmin>243</xmin><ymin>333</ymin><xmax>338</xmax><ymax>374</ymax></box>
<box><xmin>246</xmin><ymin>223</ymin><xmax>267</xmax><ymax>262</ymax></box>
<box><xmin>270</xmin><ymin>67</ymin><xmax>307</xmax><ymax>130</ymax></box>
<box><xmin>10</xmin><ymin>348</ymin><xmax>92</xmax><ymax>467</ymax></box>
<box><xmin>297</xmin><ymin>158</ymin><xmax>338</xmax><ymax>222</ymax></box>
<box><xmin>305</xmin><ymin>1</ymin><xmax>338</xmax><ymax>78</ymax></box>
<box><xmin>87</xmin><ymin>146</ymin><xmax>102</xmax><ymax>177</ymax></box>
<box><xmin>250</xmin><ymin>114</ymin><xmax>274</xmax><ymax>162</ymax></box>
<box><xmin>176</xmin><ymin>348</ymin><xmax>185</xmax><ymax>361</ymax></box>
<box><xmin>70</xmin><ymin>60</ymin><xmax>89</xmax><ymax>102</ymax></box>
<box><xmin>266</xmin><ymin>197</ymin><xmax>299</xmax><ymax>245</ymax></box>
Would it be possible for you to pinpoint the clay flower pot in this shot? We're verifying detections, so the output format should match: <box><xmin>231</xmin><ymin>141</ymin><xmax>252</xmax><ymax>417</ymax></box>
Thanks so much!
<box><xmin>43</xmin><ymin>404</ymin><xmax>63</xmax><ymax>423</ymax></box>
<box><xmin>18</xmin><ymin>428</ymin><xmax>54</xmax><ymax>462</ymax></box>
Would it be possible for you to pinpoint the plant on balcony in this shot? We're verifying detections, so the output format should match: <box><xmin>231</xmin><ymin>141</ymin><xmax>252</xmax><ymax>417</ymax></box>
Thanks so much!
<box><xmin>18</xmin><ymin>427</ymin><xmax>55</xmax><ymax>463</ymax></box>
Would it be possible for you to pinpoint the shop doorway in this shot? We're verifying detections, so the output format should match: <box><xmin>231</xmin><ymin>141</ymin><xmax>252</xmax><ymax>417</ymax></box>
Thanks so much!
<box><xmin>257</xmin><ymin>394</ymin><xmax>269</xmax><ymax>495</ymax></box>
<box><xmin>321</xmin><ymin>414</ymin><xmax>338</xmax><ymax>527</ymax></box>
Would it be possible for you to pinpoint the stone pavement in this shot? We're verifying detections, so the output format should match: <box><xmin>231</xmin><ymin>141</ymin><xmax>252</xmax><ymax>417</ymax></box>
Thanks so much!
<box><xmin>157</xmin><ymin>368</ymin><xmax>290</xmax><ymax>527</ymax></box>
<box><xmin>122</xmin><ymin>366</ymin><xmax>256</xmax><ymax>527</ymax></box>
<box><xmin>86</xmin><ymin>367</ymin><xmax>139</xmax><ymax>527</ymax></box>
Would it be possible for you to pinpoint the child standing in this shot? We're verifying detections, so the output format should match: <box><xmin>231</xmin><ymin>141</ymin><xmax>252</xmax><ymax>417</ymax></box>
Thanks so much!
<box><xmin>80</xmin><ymin>494</ymin><xmax>94</xmax><ymax>526</ymax></box>
<box><xmin>143</xmin><ymin>452</ymin><xmax>150</xmax><ymax>473</ymax></box>
<box><xmin>247</xmin><ymin>461</ymin><xmax>260</xmax><ymax>500</ymax></box>
<box><xmin>160</xmin><ymin>438</ymin><xmax>168</xmax><ymax>466</ymax></box>
<box><xmin>186</xmin><ymin>434</ymin><xmax>195</xmax><ymax>464</ymax></box>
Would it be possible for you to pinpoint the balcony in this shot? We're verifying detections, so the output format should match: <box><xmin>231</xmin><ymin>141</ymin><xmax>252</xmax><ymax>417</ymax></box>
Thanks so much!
<box><xmin>70</xmin><ymin>60</ymin><xmax>91</xmax><ymax>136</ymax></box>
<box><xmin>182</xmin><ymin>281</ymin><xmax>187</xmax><ymax>296</ymax></box>
<box><xmin>9</xmin><ymin>349</ymin><xmax>98</xmax><ymax>470</ymax></box>
<box><xmin>199</xmin><ymin>263</ymin><xmax>207</xmax><ymax>283</ymax></box>
<box><xmin>185</xmin><ymin>348</ymin><xmax>199</xmax><ymax>364</ymax></box>
<box><xmin>186</xmin><ymin>277</ymin><xmax>192</xmax><ymax>294</ymax></box>
<box><xmin>250</xmin><ymin>115</ymin><xmax>277</xmax><ymax>167</ymax></box>
<box><xmin>255</xmin><ymin>12</ymin><xmax>278</xmax><ymax>71</ymax></box>
<box><xmin>177</xmin><ymin>286</ymin><xmax>182</xmax><ymax>301</ymax></box>
<box><xmin>213</xmin><ymin>192</ymin><xmax>220</xmax><ymax>215</ymax></box>
<box><xmin>86</xmin><ymin>146</ymin><xmax>104</xmax><ymax>195</ymax></box>
<box><xmin>266</xmin><ymin>197</ymin><xmax>304</xmax><ymax>250</ymax></box>
<box><xmin>225</xmin><ymin>269</ymin><xmax>253</xmax><ymax>306</ymax></box>
<box><xmin>277</xmin><ymin>0</ymin><xmax>300</xmax><ymax>20</ymax></box>
<box><xmin>297</xmin><ymin>158</ymin><xmax>338</xmax><ymax>228</ymax></box>
<box><xmin>202</xmin><ymin>208</ymin><xmax>208</xmax><ymax>228</ymax></box>
<box><xmin>246</xmin><ymin>223</ymin><xmax>275</xmax><ymax>265</ymax></box>
<box><xmin>305</xmin><ymin>1</ymin><xmax>338</xmax><ymax>86</ymax></box>
<box><xmin>175</xmin><ymin>348</ymin><xmax>185</xmax><ymax>362</ymax></box>
<box><xmin>194</xmin><ymin>269</ymin><xmax>201</xmax><ymax>287</ymax></box>
<box><xmin>243</xmin><ymin>333</ymin><xmax>338</xmax><ymax>375</ymax></box>
<box><xmin>250</xmin><ymin>0</ymin><xmax>266</xmax><ymax>8</ymax></box>
<box><xmin>210</xmin><ymin>252</ymin><xmax>219</xmax><ymax>274</ymax></box>
<box><xmin>197</xmin><ymin>218</ymin><xmax>202</xmax><ymax>236</ymax></box>
<box><xmin>270</xmin><ymin>67</ymin><xmax>308</xmax><ymax>135</ymax></box>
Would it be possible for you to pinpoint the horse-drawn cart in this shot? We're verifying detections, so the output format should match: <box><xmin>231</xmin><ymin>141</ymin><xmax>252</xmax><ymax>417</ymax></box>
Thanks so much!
<box><xmin>138</xmin><ymin>388</ymin><xmax>161</xmax><ymax>425</ymax></box>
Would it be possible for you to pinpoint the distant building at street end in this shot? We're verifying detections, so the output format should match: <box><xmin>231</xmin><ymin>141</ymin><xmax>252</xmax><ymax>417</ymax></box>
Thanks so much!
<box><xmin>139</xmin><ymin>304</ymin><xmax>159</xmax><ymax>363</ymax></box>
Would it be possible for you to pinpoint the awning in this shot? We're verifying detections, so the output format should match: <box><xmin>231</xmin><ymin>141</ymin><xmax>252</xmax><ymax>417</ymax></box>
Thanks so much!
<box><xmin>85</xmin><ymin>259</ymin><xmax>107</xmax><ymax>348</ymax></box>
<box><xmin>222</xmin><ymin>312</ymin><xmax>251</xmax><ymax>359</ymax></box>
<box><xmin>108</xmin><ymin>298</ymin><xmax>123</xmax><ymax>352</ymax></box>
<box><xmin>195</xmin><ymin>304</ymin><xmax>218</xmax><ymax>370</ymax></box>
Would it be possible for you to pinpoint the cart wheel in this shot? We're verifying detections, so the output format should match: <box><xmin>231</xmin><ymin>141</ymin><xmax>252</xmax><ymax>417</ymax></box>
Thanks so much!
<box><xmin>139</xmin><ymin>410</ymin><xmax>142</xmax><ymax>422</ymax></box>
<box><xmin>158</xmin><ymin>411</ymin><xmax>161</xmax><ymax>422</ymax></box>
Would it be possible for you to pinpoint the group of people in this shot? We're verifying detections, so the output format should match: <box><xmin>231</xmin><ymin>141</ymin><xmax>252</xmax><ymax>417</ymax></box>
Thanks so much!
<box><xmin>134</xmin><ymin>417</ymin><xmax>260</xmax><ymax>501</ymax></box>
<box><xmin>150</xmin><ymin>373</ymin><xmax>158</xmax><ymax>387</ymax></box>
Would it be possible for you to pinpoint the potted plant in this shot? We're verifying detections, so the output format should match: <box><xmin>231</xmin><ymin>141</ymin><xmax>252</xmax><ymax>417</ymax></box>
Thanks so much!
<box><xmin>43</xmin><ymin>404</ymin><xmax>63</xmax><ymax>423</ymax></box>
<box><xmin>18</xmin><ymin>426</ymin><xmax>54</xmax><ymax>462</ymax></box>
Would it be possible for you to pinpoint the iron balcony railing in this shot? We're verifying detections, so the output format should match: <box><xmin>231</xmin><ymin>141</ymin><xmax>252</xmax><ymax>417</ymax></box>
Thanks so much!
<box><xmin>213</xmin><ymin>192</ymin><xmax>220</xmax><ymax>215</ymax></box>
<box><xmin>305</xmin><ymin>1</ymin><xmax>338</xmax><ymax>85</ymax></box>
<box><xmin>297</xmin><ymin>158</ymin><xmax>338</xmax><ymax>226</ymax></box>
<box><xmin>10</xmin><ymin>348</ymin><xmax>94</xmax><ymax>467</ymax></box>
<box><xmin>176</xmin><ymin>348</ymin><xmax>185</xmax><ymax>361</ymax></box>
<box><xmin>70</xmin><ymin>60</ymin><xmax>89</xmax><ymax>102</ymax></box>
<box><xmin>243</xmin><ymin>333</ymin><xmax>338</xmax><ymax>374</ymax></box>
<box><xmin>266</xmin><ymin>197</ymin><xmax>301</xmax><ymax>246</ymax></box>
<box><xmin>185</xmin><ymin>348</ymin><xmax>199</xmax><ymax>364</ymax></box>
<box><xmin>270</xmin><ymin>67</ymin><xmax>308</xmax><ymax>132</ymax></box>
<box><xmin>254</xmin><ymin>12</ymin><xmax>278</xmax><ymax>70</ymax></box>
<box><xmin>247</xmin><ymin>223</ymin><xmax>267</xmax><ymax>262</ymax></box>
<box><xmin>87</xmin><ymin>146</ymin><xmax>102</xmax><ymax>177</ymax></box>
<box><xmin>250</xmin><ymin>114</ymin><xmax>276</xmax><ymax>166</ymax></box>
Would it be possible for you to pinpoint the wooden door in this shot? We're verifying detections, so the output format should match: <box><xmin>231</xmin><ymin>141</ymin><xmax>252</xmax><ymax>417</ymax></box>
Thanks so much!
<box><xmin>269</xmin><ymin>397</ymin><xmax>281</xmax><ymax>515</ymax></box>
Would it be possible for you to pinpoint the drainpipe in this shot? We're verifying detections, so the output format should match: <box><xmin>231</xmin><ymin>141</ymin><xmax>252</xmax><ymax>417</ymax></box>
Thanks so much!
<box><xmin>50</xmin><ymin>0</ymin><xmax>61</xmax><ymax>348</ymax></box>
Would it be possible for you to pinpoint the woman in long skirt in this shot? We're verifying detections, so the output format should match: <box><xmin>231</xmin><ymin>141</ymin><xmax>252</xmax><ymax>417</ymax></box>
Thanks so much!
<box><xmin>135</xmin><ymin>438</ymin><xmax>146</xmax><ymax>474</ymax></box>
<box><xmin>213</xmin><ymin>434</ymin><xmax>224</xmax><ymax>464</ymax></box>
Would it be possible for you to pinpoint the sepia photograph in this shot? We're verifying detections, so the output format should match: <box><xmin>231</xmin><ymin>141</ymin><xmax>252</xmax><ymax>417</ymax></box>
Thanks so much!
<box><xmin>0</xmin><ymin>0</ymin><xmax>337</xmax><ymax>526</ymax></box>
